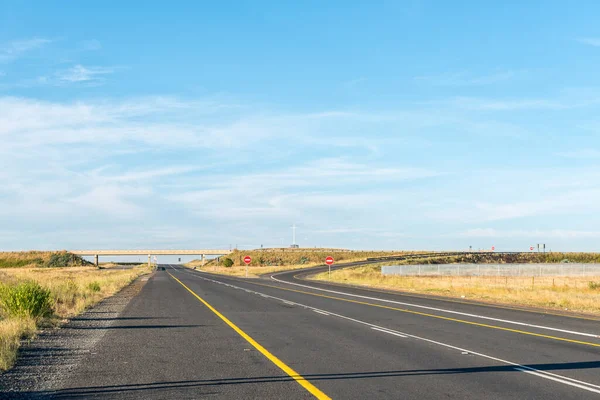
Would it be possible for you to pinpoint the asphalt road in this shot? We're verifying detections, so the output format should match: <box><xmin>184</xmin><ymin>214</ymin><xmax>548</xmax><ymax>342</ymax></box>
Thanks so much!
<box><xmin>3</xmin><ymin>263</ymin><xmax>600</xmax><ymax>399</ymax></box>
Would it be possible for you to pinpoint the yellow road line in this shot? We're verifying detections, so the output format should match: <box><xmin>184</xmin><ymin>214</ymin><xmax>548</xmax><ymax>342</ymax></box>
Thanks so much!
<box><xmin>247</xmin><ymin>281</ymin><xmax>600</xmax><ymax>349</ymax></box>
<box><xmin>168</xmin><ymin>272</ymin><xmax>331</xmax><ymax>400</ymax></box>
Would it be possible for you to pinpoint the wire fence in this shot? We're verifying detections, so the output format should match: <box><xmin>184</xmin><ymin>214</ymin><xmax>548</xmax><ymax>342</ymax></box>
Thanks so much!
<box><xmin>381</xmin><ymin>263</ymin><xmax>600</xmax><ymax>277</ymax></box>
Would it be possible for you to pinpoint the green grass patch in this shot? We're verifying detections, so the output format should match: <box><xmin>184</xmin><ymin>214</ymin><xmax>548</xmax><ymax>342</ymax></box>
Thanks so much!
<box><xmin>87</xmin><ymin>281</ymin><xmax>101</xmax><ymax>292</ymax></box>
<box><xmin>0</xmin><ymin>281</ymin><xmax>53</xmax><ymax>319</ymax></box>
<box><xmin>588</xmin><ymin>281</ymin><xmax>600</xmax><ymax>290</ymax></box>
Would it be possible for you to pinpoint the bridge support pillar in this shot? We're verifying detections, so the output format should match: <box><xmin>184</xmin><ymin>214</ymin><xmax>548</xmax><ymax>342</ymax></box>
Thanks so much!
<box><xmin>94</xmin><ymin>254</ymin><xmax>99</xmax><ymax>267</ymax></box>
<box><xmin>202</xmin><ymin>254</ymin><xmax>205</xmax><ymax>266</ymax></box>
<box><xmin>148</xmin><ymin>254</ymin><xmax>151</xmax><ymax>268</ymax></box>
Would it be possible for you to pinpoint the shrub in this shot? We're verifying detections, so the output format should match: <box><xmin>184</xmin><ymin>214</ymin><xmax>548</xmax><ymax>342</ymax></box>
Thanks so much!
<box><xmin>221</xmin><ymin>258</ymin><xmax>234</xmax><ymax>268</ymax></box>
<box><xmin>588</xmin><ymin>281</ymin><xmax>600</xmax><ymax>290</ymax></box>
<box><xmin>44</xmin><ymin>252</ymin><xmax>90</xmax><ymax>268</ymax></box>
<box><xmin>0</xmin><ymin>281</ymin><xmax>53</xmax><ymax>319</ymax></box>
<box><xmin>87</xmin><ymin>282</ymin><xmax>101</xmax><ymax>292</ymax></box>
<box><xmin>299</xmin><ymin>257</ymin><xmax>310</xmax><ymax>265</ymax></box>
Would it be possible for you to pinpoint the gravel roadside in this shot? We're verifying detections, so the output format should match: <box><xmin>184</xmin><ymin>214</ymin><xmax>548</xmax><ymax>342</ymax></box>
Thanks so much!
<box><xmin>0</xmin><ymin>275</ymin><xmax>151</xmax><ymax>398</ymax></box>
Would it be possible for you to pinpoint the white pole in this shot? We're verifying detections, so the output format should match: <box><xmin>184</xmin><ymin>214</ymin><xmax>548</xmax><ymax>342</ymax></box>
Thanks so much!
<box><xmin>329</xmin><ymin>263</ymin><xmax>331</xmax><ymax>280</ymax></box>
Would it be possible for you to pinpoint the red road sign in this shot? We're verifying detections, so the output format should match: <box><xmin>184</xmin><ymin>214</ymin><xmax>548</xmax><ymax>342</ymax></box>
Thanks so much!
<box><xmin>530</xmin><ymin>246</ymin><xmax>534</xmax><ymax>251</ymax></box>
<box><xmin>491</xmin><ymin>246</ymin><xmax>495</xmax><ymax>251</ymax></box>
<box><xmin>325</xmin><ymin>256</ymin><xmax>334</xmax><ymax>265</ymax></box>
<box><xmin>243</xmin><ymin>256</ymin><xmax>252</xmax><ymax>265</ymax></box>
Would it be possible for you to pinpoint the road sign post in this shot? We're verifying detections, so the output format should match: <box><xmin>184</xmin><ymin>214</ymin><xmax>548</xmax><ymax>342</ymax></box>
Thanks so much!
<box><xmin>243</xmin><ymin>256</ymin><xmax>252</xmax><ymax>278</ymax></box>
<box><xmin>325</xmin><ymin>256</ymin><xmax>334</xmax><ymax>279</ymax></box>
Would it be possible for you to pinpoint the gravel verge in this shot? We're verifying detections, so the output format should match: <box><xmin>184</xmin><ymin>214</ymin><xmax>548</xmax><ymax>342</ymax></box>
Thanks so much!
<box><xmin>0</xmin><ymin>275</ymin><xmax>150</xmax><ymax>398</ymax></box>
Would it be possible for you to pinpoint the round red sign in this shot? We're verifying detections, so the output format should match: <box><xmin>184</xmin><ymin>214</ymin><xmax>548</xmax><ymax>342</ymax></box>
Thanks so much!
<box><xmin>325</xmin><ymin>256</ymin><xmax>334</xmax><ymax>265</ymax></box>
<box><xmin>530</xmin><ymin>246</ymin><xmax>534</xmax><ymax>251</ymax></box>
<box><xmin>243</xmin><ymin>256</ymin><xmax>252</xmax><ymax>265</ymax></box>
<box><xmin>491</xmin><ymin>246</ymin><xmax>495</xmax><ymax>251</ymax></box>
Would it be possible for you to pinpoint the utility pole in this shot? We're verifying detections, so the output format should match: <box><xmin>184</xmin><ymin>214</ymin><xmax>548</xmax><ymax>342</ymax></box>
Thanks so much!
<box><xmin>292</xmin><ymin>224</ymin><xmax>296</xmax><ymax>246</ymax></box>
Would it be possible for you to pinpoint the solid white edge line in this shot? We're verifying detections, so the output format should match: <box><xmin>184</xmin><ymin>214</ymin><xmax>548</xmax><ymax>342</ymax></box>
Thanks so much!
<box><xmin>172</xmin><ymin>266</ymin><xmax>600</xmax><ymax>394</ymax></box>
<box><xmin>269</xmin><ymin>274</ymin><xmax>600</xmax><ymax>339</ymax></box>
<box><xmin>515</xmin><ymin>368</ymin><xmax>600</xmax><ymax>394</ymax></box>
<box><xmin>371</xmin><ymin>327</ymin><xmax>407</xmax><ymax>338</ymax></box>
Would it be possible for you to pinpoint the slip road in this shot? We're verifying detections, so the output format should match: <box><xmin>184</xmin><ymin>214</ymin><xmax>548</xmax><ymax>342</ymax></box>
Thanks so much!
<box><xmin>3</xmin><ymin>264</ymin><xmax>600</xmax><ymax>399</ymax></box>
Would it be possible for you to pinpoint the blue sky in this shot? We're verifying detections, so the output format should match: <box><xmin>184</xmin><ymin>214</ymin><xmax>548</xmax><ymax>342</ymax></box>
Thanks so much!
<box><xmin>2</xmin><ymin>1</ymin><xmax>600</xmax><ymax>252</ymax></box>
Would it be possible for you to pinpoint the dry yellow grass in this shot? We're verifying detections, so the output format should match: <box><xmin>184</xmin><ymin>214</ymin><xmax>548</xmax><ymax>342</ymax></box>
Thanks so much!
<box><xmin>187</xmin><ymin>249</ymin><xmax>421</xmax><ymax>277</ymax></box>
<box><xmin>312</xmin><ymin>266</ymin><xmax>600</xmax><ymax>315</ymax></box>
<box><xmin>217</xmin><ymin>249</ymin><xmax>414</xmax><ymax>267</ymax></box>
<box><xmin>0</xmin><ymin>250</ymin><xmax>91</xmax><ymax>268</ymax></box>
<box><xmin>0</xmin><ymin>317</ymin><xmax>36</xmax><ymax>371</ymax></box>
<box><xmin>187</xmin><ymin>259</ymin><xmax>372</xmax><ymax>277</ymax></box>
<box><xmin>0</xmin><ymin>265</ymin><xmax>151</xmax><ymax>371</ymax></box>
<box><xmin>1</xmin><ymin>266</ymin><xmax>150</xmax><ymax>318</ymax></box>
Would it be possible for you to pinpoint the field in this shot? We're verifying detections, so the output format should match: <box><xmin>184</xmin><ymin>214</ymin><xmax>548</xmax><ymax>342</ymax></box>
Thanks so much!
<box><xmin>0</xmin><ymin>264</ymin><xmax>151</xmax><ymax>371</ymax></box>
<box><xmin>0</xmin><ymin>251</ymin><xmax>91</xmax><ymax>269</ymax></box>
<box><xmin>312</xmin><ymin>265</ymin><xmax>600</xmax><ymax>315</ymax></box>
<box><xmin>383</xmin><ymin>252</ymin><xmax>600</xmax><ymax>265</ymax></box>
<box><xmin>186</xmin><ymin>249</ymin><xmax>416</xmax><ymax>277</ymax></box>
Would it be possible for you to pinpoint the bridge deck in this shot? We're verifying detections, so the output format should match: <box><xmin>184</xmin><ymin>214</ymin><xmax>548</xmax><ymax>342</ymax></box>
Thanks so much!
<box><xmin>71</xmin><ymin>250</ymin><xmax>231</xmax><ymax>256</ymax></box>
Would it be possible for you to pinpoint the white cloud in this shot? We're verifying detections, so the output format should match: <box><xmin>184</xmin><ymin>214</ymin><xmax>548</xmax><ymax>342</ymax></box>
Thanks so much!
<box><xmin>0</xmin><ymin>38</ymin><xmax>51</xmax><ymax>63</ymax></box>
<box><xmin>94</xmin><ymin>166</ymin><xmax>204</xmax><ymax>183</ymax></box>
<box><xmin>2</xmin><ymin>92</ymin><xmax>600</xmax><ymax>250</ymax></box>
<box><xmin>56</xmin><ymin>64</ymin><xmax>115</xmax><ymax>83</ymax></box>
<box><xmin>471</xmin><ymin>190</ymin><xmax>600</xmax><ymax>221</ymax></box>
<box><xmin>164</xmin><ymin>157</ymin><xmax>439</xmax><ymax>223</ymax></box>
<box><xmin>68</xmin><ymin>186</ymin><xmax>148</xmax><ymax>217</ymax></box>
<box><xmin>456</xmin><ymin>228</ymin><xmax>600</xmax><ymax>239</ymax></box>
<box><xmin>0</xmin><ymin>95</ymin><xmax>443</xmax><ymax>232</ymax></box>
<box><xmin>578</xmin><ymin>37</ymin><xmax>600</xmax><ymax>47</ymax></box>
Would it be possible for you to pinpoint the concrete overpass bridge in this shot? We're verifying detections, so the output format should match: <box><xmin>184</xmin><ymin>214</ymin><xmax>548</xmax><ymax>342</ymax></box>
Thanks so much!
<box><xmin>70</xmin><ymin>249</ymin><xmax>232</xmax><ymax>266</ymax></box>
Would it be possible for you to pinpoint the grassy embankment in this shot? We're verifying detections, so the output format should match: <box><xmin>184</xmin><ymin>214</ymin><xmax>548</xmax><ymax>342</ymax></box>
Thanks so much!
<box><xmin>311</xmin><ymin>252</ymin><xmax>600</xmax><ymax>315</ymax></box>
<box><xmin>185</xmin><ymin>248</ymin><xmax>420</xmax><ymax>277</ymax></box>
<box><xmin>0</xmin><ymin>251</ymin><xmax>151</xmax><ymax>371</ymax></box>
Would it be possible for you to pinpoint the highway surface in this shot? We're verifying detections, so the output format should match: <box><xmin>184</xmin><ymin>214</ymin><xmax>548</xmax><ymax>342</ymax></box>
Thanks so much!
<box><xmin>3</xmin><ymin>263</ymin><xmax>600</xmax><ymax>399</ymax></box>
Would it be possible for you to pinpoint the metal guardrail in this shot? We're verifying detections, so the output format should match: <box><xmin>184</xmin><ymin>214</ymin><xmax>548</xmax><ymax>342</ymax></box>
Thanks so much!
<box><xmin>382</xmin><ymin>263</ymin><xmax>600</xmax><ymax>277</ymax></box>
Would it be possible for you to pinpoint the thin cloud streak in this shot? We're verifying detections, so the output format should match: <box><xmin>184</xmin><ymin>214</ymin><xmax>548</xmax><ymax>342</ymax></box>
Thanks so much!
<box><xmin>57</xmin><ymin>64</ymin><xmax>115</xmax><ymax>82</ymax></box>
<box><xmin>0</xmin><ymin>38</ymin><xmax>51</xmax><ymax>63</ymax></box>
<box><xmin>456</xmin><ymin>228</ymin><xmax>600</xmax><ymax>239</ymax></box>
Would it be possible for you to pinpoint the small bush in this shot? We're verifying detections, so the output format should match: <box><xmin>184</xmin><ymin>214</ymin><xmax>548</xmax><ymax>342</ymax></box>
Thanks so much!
<box><xmin>0</xmin><ymin>282</ymin><xmax>53</xmax><ymax>319</ymax></box>
<box><xmin>44</xmin><ymin>252</ymin><xmax>90</xmax><ymax>268</ymax></box>
<box><xmin>87</xmin><ymin>282</ymin><xmax>101</xmax><ymax>292</ymax></box>
<box><xmin>221</xmin><ymin>258</ymin><xmax>234</xmax><ymax>268</ymax></box>
<box><xmin>588</xmin><ymin>281</ymin><xmax>600</xmax><ymax>290</ymax></box>
<box><xmin>299</xmin><ymin>257</ymin><xmax>310</xmax><ymax>265</ymax></box>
